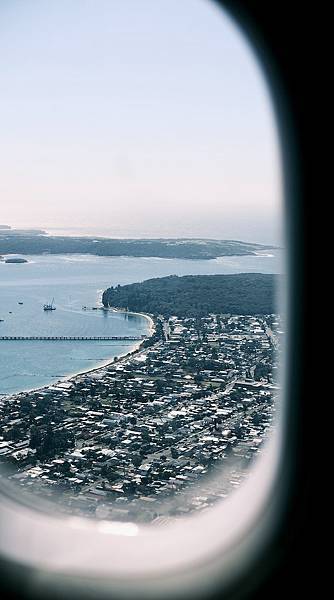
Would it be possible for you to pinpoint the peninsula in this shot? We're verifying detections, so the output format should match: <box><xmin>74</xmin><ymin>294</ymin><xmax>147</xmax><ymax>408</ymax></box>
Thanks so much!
<box><xmin>0</xmin><ymin>229</ymin><xmax>276</xmax><ymax>261</ymax></box>
<box><xmin>0</xmin><ymin>273</ymin><xmax>281</xmax><ymax>522</ymax></box>
<box><xmin>102</xmin><ymin>273</ymin><xmax>278</xmax><ymax>317</ymax></box>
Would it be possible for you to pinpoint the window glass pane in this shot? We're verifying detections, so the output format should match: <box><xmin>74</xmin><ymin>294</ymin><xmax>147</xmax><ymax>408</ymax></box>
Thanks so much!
<box><xmin>0</xmin><ymin>0</ymin><xmax>284</xmax><ymax>525</ymax></box>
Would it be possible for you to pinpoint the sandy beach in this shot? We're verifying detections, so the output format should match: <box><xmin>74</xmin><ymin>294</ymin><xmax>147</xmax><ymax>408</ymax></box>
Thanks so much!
<box><xmin>2</xmin><ymin>309</ymin><xmax>155</xmax><ymax>399</ymax></box>
<box><xmin>104</xmin><ymin>306</ymin><xmax>155</xmax><ymax>334</ymax></box>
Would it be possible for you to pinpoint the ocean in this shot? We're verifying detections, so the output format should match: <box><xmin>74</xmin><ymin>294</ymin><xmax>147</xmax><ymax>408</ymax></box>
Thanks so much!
<box><xmin>0</xmin><ymin>250</ymin><xmax>283</xmax><ymax>395</ymax></box>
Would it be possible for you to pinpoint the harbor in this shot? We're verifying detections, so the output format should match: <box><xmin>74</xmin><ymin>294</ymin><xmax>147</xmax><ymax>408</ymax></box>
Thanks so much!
<box><xmin>0</xmin><ymin>252</ymin><xmax>282</xmax><ymax>395</ymax></box>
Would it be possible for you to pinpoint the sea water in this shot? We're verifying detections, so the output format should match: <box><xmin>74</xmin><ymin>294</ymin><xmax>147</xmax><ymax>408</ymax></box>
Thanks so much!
<box><xmin>0</xmin><ymin>251</ymin><xmax>283</xmax><ymax>395</ymax></box>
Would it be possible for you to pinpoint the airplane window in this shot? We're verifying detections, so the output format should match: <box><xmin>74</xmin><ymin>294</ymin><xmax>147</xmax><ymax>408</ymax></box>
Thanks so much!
<box><xmin>0</xmin><ymin>1</ymin><xmax>289</xmax><ymax>598</ymax></box>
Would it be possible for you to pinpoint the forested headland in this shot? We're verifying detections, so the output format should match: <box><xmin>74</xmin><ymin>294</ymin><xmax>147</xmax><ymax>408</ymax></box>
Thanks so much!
<box><xmin>102</xmin><ymin>273</ymin><xmax>279</xmax><ymax>317</ymax></box>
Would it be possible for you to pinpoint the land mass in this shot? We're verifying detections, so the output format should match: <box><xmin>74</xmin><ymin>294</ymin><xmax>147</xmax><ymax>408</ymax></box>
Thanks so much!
<box><xmin>4</xmin><ymin>257</ymin><xmax>28</xmax><ymax>264</ymax></box>
<box><xmin>0</xmin><ymin>232</ymin><xmax>276</xmax><ymax>260</ymax></box>
<box><xmin>0</xmin><ymin>239</ymin><xmax>280</xmax><ymax>521</ymax></box>
<box><xmin>0</xmin><ymin>225</ymin><xmax>46</xmax><ymax>236</ymax></box>
<box><xmin>0</xmin><ymin>308</ymin><xmax>280</xmax><ymax>522</ymax></box>
<box><xmin>102</xmin><ymin>273</ymin><xmax>278</xmax><ymax>317</ymax></box>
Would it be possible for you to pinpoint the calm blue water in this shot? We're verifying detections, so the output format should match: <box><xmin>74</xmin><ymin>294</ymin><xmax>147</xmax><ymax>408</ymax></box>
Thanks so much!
<box><xmin>0</xmin><ymin>251</ymin><xmax>283</xmax><ymax>395</ymax></box>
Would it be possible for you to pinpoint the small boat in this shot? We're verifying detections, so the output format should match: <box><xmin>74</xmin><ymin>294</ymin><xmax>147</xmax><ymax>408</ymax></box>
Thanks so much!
<box><xmin>18</xmin><ymin>302</ymin><xmax>23</xmax><ymax>305</ymax></box>
<box><xmin>43</xmin><ymin>298</ymin><xmax>56</xmax><ymax>311</ymax></box>
<box><xmin>0</xmin><ymin>319</ymin><xmax>4</xmax><ymax>322</ymax></box>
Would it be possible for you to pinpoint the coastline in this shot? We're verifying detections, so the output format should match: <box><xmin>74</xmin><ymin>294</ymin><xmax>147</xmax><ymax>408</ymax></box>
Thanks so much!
<box><xmin>60</xmin><ymin>307</ymin><xmax>155</xmax><ymax>384</ymax></box>
<box><xmin>102</xmin><ymin>306</ymin><xmax>155</xmax><ymax>335</ymax></box>
<box><xmin>1</xmin><ymin>249</ymin><xmax>280</xmax><ymax>400</ymax></box>
<box><xmin>65</xmin><ymin>338</ymin><xmax>147</xmax><ymax>384</ymax></box>
<box><xmin>96</xmin><ymin>287</ymin><xmax>155</xmax><ymax>333</ymax></box>
<box><xmin>1</xmin><ymin>308</ymin><xmax>155</xmax><ymax>400</ymax></box>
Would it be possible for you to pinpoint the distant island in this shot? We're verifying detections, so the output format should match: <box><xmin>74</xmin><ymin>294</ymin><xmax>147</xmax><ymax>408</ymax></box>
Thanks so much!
<box><xmin>0</xmin><ymin>224</ymin><xmax>46</xmax><ymax>236</ymax></box>
<box><xmin>0</xmin><ymin>230</ymin><xmax>276</xmax><ymax>260</ymax></box>
<box><xmin>102</xmin><ymin>273</ymin><xmax>278</xmax><ymax>317</ymax></box>
<box><xmin>4</xmin><ymin>257</ymin><xmax>28</xmax><ymax>264</ymax></box>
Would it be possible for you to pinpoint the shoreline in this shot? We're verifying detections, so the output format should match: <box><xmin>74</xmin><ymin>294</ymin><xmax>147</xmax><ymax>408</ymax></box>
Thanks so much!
<box><xmin>61</xmin><ymin>308</ymin><xmax>155</xmax><ymax>384</ymax></box>
<box><xmin>102</xmin><ymin>306</ymin><xmax>155</xmax><ymax>334</ymax></box>
<box><xmin>1</xmin><ymin>308</ymin><xmax>155</xmax><ymax>400</ymax></box>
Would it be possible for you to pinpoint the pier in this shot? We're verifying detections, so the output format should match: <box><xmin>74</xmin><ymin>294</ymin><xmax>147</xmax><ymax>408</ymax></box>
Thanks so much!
<box><xmin>0</xmin><ymin>335</ymin><xmax>145</xmax><ymax>341</ymax></box>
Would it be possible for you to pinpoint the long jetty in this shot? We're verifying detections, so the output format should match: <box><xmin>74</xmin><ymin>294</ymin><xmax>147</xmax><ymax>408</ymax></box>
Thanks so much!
<box><xmin>0</xmin><ymin>335</ymin><xmax>145</xmax><ymax>341</ymax></box>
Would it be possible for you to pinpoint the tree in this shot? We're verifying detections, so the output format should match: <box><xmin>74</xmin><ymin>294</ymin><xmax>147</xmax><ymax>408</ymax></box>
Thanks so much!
<box><xmin>60</xmin><ymin>460</ymin><xmax>71</xmax><ymax>476</ymax></box>
<box><xmin>29</xmin><ymin>425</ymin><xmax>43</xmax><ymax>449</ymax></box>
<box><xmin>141</xmin><ymin>429</ymin><xmax>151</xmax><ymax>443</ymax></box>
<box><xmin>155</xmin><ymin>379</ymin><xmax>165</xmax><ymax>393</ymax></box>
<box><xmin>5</xmin><ymin>425</ymin><xmax>23</xmax><ymax>442</ymax></box>
<box><xmin>170</xmin><ymin>447</ymin><xmax>179</xmax><ymax>459</ymax></box>
<box><xmin>132</xmin><ymin>454</ymin><xmax>142</xmax><ymax>468</ymax></box>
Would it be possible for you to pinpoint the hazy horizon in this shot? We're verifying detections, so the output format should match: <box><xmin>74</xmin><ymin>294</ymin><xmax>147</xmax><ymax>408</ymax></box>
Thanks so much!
<box><xmin>0</xmin><ymin>0</ymin><xmax>283</xmax><ymax>246</ymax></box>
<box><xmin>0</xmin><ymin>222</ymin><xmax>279</xmax><ymax>246</ymax></box>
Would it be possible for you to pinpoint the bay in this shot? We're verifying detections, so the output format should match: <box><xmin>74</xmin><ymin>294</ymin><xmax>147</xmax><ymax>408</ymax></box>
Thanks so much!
<box><xmin>0</xmin><ymin>250</ymin><xmax>283</xmax><ymax>395</ymax></box>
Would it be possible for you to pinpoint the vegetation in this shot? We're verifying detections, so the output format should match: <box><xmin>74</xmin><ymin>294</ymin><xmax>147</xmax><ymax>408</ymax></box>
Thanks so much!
<box><xmin>102</xmin><ymin>273</ymin><xmax>278</xmax><ymax>317</ymax></box>
<box><xmin>0</xmin><ymin>232</ymin><xmax>275</xmax><ymax>260</ymax></box>
<box><xmin>29</xmin><ymin>424</ymin><xmax>75</xmax><ymax>459</ymax></box>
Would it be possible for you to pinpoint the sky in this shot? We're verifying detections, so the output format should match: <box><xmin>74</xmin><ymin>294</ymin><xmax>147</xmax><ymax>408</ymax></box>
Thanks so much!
<box><xmin>0</xmin><ymin>0</ymin><xmax>283</xmax><ymax>244</ymax></box>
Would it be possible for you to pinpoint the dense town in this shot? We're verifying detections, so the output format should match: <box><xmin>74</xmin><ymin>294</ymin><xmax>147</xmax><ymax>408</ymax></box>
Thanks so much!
<box><xmin>0</xmin><ymin>312</ymin><xmax>281</xmax><ymax>523</ymax></box>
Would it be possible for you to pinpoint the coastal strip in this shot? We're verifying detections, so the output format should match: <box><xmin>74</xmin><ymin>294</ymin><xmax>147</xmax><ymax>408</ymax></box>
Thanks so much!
<box><xmin>64</xmin><ymin>309</ymin><xmax>155</xmax><ymax>384</ymax></box>
<box><xmin>0</xmin><ymin>312</ymin><xmax>279</xmax><ymax>523</ymax></box>
<box><xmin>103</xmin><ymin>306</ymin><xmax>155</xmax><ymax>334</ymax></box>
<box><xmin>0</xmin><ymin>309</ymin><xmax>155</xmax><ymax>400</ymax></box>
